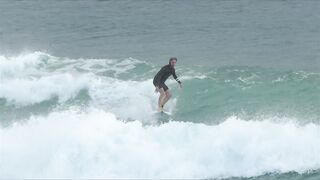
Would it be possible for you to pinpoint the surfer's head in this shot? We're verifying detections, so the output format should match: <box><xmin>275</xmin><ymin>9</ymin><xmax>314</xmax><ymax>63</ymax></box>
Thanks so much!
<box><xmin>169</xmin><ymin>57</ymin><xmax>177</xmax><ymax>67</ymax></box>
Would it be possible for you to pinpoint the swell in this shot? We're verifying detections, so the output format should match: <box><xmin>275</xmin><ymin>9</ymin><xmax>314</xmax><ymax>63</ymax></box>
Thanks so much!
<box><xmin>175</xmin><ymin>67</ymin><xmax>320</xmax><ymax>124</ymax></box>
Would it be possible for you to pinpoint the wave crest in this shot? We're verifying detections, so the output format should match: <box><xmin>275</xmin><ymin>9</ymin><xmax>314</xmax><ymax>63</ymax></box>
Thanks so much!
<box><xmin>1</xmin><ymin>109</ymin><xmax>320</xmax><ymax>178</ymax></box>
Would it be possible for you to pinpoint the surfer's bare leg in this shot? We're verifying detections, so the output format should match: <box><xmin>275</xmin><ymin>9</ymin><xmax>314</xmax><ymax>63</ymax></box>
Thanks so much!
<box><xmin>158</xmin><ymin>88</ymin><xmax>166</xmax><ymax>110</ymax></box>
<box><xmin>154</xmin><ymin>86</ymin><xmax>159</xmax><ymax>93</ymax></box>
<box><xmin>161</xmin><ymin>90</ymin><xmax>172</xmax><ymax>108</ymax></box>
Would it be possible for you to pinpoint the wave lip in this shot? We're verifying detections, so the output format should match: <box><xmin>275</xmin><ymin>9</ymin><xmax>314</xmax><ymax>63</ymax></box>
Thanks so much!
<box><xmin>0</xmin><ymin>51</ymin><xmax>53</xmax><ymax>78</ymax></box>
<box><xmin>0</xmin><ymin>73</ymin><xmax>89</xmax><ymax>105</ymax></box>
<box><xmin>1</xmin><ymin>109</ymin><xmax>320</xmax><ymax>178</ymax></box>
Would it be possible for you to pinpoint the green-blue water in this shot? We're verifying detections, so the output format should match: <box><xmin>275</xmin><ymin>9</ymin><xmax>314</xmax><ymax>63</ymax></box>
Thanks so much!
<box><xmin>0</xmin><ymin>0</ymin><xmax>320</xmax><ymax>179</ymax></box>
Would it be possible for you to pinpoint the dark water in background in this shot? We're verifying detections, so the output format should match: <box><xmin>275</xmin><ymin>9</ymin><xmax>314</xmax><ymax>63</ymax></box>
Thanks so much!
<box><xmin>1</xmin><ymin>0</ymin><xmax>320</xmax><ymax>179</ymax></box>
<box><xmin>0</xmin><ymin>0</ymin><xmax>320</xmax><ymax>69</ymax></box>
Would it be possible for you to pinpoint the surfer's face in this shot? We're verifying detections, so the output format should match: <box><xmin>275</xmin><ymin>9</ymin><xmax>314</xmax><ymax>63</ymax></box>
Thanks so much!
<box><xmin>170</xmin><ymin>59</ymin><xmax>177</xmax><ymax>67</ymax></box>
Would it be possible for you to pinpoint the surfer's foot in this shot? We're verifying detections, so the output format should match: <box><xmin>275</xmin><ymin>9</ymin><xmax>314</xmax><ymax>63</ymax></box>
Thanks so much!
<box><xmin>158</xmin><ymin>105</ymin><xmax>164</xmax><ymax>112</ymax></box>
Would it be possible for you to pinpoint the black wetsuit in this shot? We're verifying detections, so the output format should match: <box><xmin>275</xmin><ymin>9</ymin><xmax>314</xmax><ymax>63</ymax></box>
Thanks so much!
<box><xmin>153</xmin><ymin>64</ymin><xmax>181</xmax><ymax>91</ymax></box>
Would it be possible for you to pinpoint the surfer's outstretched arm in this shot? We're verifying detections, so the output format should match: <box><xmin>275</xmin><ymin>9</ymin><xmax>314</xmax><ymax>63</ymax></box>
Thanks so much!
<box><xmin>172</xmin><ymin>68</ymin><xmax>182</xmax><ymax>88</ymax></box>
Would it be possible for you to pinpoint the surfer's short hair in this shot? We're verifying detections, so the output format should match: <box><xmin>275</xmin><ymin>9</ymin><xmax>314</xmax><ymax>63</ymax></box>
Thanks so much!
<box><xmin>169</xmin><ymin>57</ymin><xmax>177</xmax><ymax>63</ymax></box>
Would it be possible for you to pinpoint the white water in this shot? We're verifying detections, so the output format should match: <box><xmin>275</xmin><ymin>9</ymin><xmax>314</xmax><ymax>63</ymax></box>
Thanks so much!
<box><xmin>0</xmin><ymin>74</ymin><xmax>90</xmax><ymax>105</ymax></box>
<box><xmin>1</xmin><ymin>52</ymin><xmax>320</xmax><ymax>178</ymax></box>
<box><xmin>0</xmin><ymin>52</ymin><xmax>174</xmax><ymax>120</ymax></box>
<box><xmin>1</xmin><ymin>108</ymin><xmax>320</xmax><ymax>178</ymax></box>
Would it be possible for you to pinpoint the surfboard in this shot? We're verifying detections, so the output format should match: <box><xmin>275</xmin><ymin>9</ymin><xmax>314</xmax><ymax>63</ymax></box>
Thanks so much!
<box><xmin>152</xmin><ymin>111</ymin><xmax>171</xmax><ymax>124</ymax></box>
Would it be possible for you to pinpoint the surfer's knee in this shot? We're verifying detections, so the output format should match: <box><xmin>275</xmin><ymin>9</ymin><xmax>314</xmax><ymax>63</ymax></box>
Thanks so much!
<box><xmin>159</xmin><ymin>88</ymin><xmax>165</xmax><ymax>95</ymax></box>
<box><xmin>165</xmin><ymin>91</ymin><xmax>172</xmax><ymax>99</ymax></box>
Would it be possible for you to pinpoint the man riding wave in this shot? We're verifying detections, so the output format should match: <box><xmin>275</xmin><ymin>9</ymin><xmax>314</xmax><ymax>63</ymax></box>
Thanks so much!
<box><xmin>153</xmin><ymin>57</ymin><xmax>182</xmax><ymax>112</ymax></box>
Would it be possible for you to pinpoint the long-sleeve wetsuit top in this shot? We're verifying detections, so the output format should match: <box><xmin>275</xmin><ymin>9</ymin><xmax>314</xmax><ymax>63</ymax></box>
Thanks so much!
<box><xmin>153</xmin><ymin>64</ymin><xmax>181</xmax><ymax>86</ymax></box>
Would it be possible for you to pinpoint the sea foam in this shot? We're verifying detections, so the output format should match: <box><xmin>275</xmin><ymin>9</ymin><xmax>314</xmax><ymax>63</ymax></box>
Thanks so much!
<box><xmin>1</xmin><ymin>108</ymin><xmax>320</xmax><ymax>179</ymax></box>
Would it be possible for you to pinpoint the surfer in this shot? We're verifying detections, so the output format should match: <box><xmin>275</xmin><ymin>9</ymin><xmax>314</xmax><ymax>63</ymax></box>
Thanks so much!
<box><xmin>153</xmin><ymin>57</ymin><xmax>182</xmax><ymax>112</ymax></box>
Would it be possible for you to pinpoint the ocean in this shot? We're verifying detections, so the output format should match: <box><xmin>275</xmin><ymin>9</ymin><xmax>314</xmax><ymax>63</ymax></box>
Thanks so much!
<box><xmin>0</xmin><ymin>0</ymin><xmax>320</xmax><ymax>179</ymax></box>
